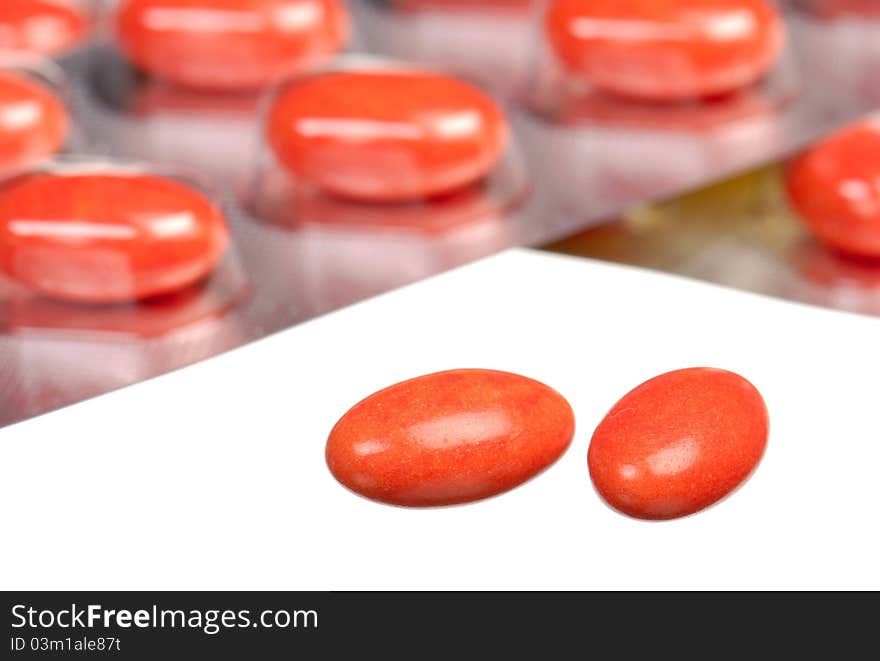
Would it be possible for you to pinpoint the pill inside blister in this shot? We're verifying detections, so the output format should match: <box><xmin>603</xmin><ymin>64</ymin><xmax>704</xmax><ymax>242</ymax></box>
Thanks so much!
<box><xmin>0</xmin><ymin>167</ymin><xmax>229</xmax><ymax>304</ymax></box>
<box><xmin>266</xmin><ymin>69</ymin><xmax>511</xmax><ymax>203</ymax></box>
<box><xmin>786</xmin><ymin>119</ymin><xmax>880</xmax><ymax>259</ymax></box>
<box><xmin>115</xmin><ymin>0</ymin><xmax>350</xmax><ymax>91</ymax></box>
<box><xmin>0</xmin><ymin>70</ymin><xmax>68</xmax><ymax>174</ymax></box>
<box><xmin>545</xmin><ymin>0</ymin><xmax>786</xmax><ymax>103</ymax></box>
<box><xmin>0</xmin><ymin>0</ymin><xmax>90</xmax><ymax>56</ymax></box>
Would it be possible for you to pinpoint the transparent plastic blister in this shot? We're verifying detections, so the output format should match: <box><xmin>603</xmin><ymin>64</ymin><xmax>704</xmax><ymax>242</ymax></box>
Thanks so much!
<box><xmin>793</xmin><ymin>0</ymin><xmax>880</xmax><ymax>18</ymax></box>
<box><xmin>790</xmin><ymin>0</ymin><xmax>880</xmax><ymax>110</ymax></box>
<box><xmin>358</xmin><ymin>0</ymin><xmax>535</xmax><ymax>97</ymax></box>
<box><xmin>0</xmin><ymin>0</ymin><xmax>95</xmax><ymax>61</ymax></box>
<box><xmin>524</xmin><ymin>0</ymin><xmax>802</xmax><ymax>131</ymax></box>
<box><xmin>0</xmin><ymin>52</ymin><xmax>87</xmax><ymax>175</ymax></box>
<box><xmin>545</xmin><ymin>133</ymin><xmax>880</xmax><ymax>319</ymax></box>
<box><xmin>0</xmin><ymin>157</ymin><xmax>248</xmax><ymax>340</ymax></box>
<box><xmin>0</xmin><ymin>0</ymin><xmax>878</xmax><ymax>430</ymax></box>
<box><xmin>85</xmin><ymin>0</ymin><xmax>362</xmax><ymax>179</ymax></box>
<box><xmin>244</xmin><ymin>56</ymin><xmax>530</xmax><ymax>236</ymax></box>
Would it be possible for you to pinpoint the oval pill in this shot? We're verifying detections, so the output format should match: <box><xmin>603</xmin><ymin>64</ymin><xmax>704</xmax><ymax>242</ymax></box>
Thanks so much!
<box><xmin>0</xmin><ymin>0</ymin><xmax>89</xmax><ymax>55</ymax></box>
<box><xmin>0</xmin><ymin>171</ymin><xmax>230</xmax><ymax>303</ymax></box>
<box><xmin>785</xmin><ymin>119</ymin><xmax>880</xmax><ymax>259</ymax></box>
<box><xmin>326</xmin><ymin>369</ymin><xmax>575</xmax><ymax>507</ymax></box>
<box><xmin>545</xmin><ymin>0</ymin><xmax>785</xmax><ymax>102</ymax></box>
<box><xmin>588</xmin><ymin>367</ymin><xmax>769</xmax><ymax>520</ymax></box>
<box><xmin>267</xmin><ymin>70</ymin><xmax>510</xmax><ymax>202</ymax></box>
<box><xmin>115</xmin><ymin>0</ymin><xmax>350</xmax><ymax>90</ymax></box>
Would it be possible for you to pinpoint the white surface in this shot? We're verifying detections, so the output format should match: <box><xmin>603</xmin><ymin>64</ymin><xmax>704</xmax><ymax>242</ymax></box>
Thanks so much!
<box><xmin>1</xmin><ymin>249</ymin><xmax>878</xmax><ymax>590</ymax></box>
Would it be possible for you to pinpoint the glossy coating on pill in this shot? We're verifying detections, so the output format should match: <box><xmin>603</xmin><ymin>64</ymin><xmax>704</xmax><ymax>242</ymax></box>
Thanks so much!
<box><xmin>0</xmin><ymin>72</ymin><xmax>68</xmax><ymax>174</ymax></box>
<box><xmin>785</xmin><ymin>120</ymin><xmax>880</xmax><ymax>258</ymax></box>
<box><xmin>326</xmin><ymin>369</ymin><xmax>575</xmax><ymax>506</ymax></box>
<box><xmin>267</xmin><ymin>70</ymin><xmax>510</xmax><ymax>202</ymax></box>
<box><xmin>588</xmin><ymin>368</ymin><xmax>769</xmax><ymax>520</ymax></box>
<box><xmin>0</xmin><ymin>0</ymin><xmax>89</xmax><ymax>55</ymax></box>
<box><xmin>546</xmin><ymin>0</ymin><xmax>785</xmax><ymax>102</ymax></box>
<box><xmin>116</xmin><ymin>0</ymin><xmax>349</xmax><ymax>90</ymax></box>
<box><xmin>0</xmin><ymin>172</ymin><xmax>229</xmax><ymax>303</ymax></box>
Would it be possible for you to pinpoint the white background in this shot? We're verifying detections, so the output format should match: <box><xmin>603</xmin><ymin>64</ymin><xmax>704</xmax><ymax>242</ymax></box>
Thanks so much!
<box><xmin>1</xmin><ymin>249</ymin><xmax>878</xmax><ymax>589</ymax></box>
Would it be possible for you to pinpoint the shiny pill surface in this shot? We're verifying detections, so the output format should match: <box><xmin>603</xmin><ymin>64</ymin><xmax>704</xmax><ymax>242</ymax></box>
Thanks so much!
<box><xmin>546</xmin><ymin>0</ymin><xmax>785</xmax><ymax>102</ymax></box>
<box><xmin>0</xmin><ymin>171</ymin><xmax>229</xmax><ymax>303</ymax></box>
<box><xmin>115</xmin><ymin>0</ymin><xmax>350</xmax><ymax>90</ymax></box>
<box><xmin>326</xmin><ymin>369</ymin><xmax>575</xmax><ymax>507</ymax></box>
<box><xmin>785</xmin><ymin>119</ymin><xmax>880</xmax><ymax>259</ymax></box>
<box><xmin>267</xmin><ymin>70</ymin><xmax>510</xmax><ymax>202</ymax></box>
<box><xmin>0</xmin><ymin>71</ymin><xmax>68</xmax><ymax>174</ymax></box>
<box><xmin>588</xmin><ymin>367</ymin><xmax>769</xmax><ymax>520</ymax></box>
<box><xmin>0</xmin><ymin>0</ymin><xmax>89</xmax><ymax>55</ymax></box>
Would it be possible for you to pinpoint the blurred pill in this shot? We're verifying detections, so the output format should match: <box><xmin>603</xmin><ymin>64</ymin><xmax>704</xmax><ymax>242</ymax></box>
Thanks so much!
<box><xmin>0</xmin><ymin>71</ymin><xmax>68</xmax><ymax>173</ymax></box>
<box><xmin>267</xmin><ymin>69</ymin><xmax>509</xmax><ymax>202</ymax></box>
<box><xmin>786</xmin><ymin>119</ymin><xmax>880</xmax><ymax>259</ymax></box>
<box><xmin>115</xmin><ymin>0</ymin><xmax>350</xmax><ymax>90</ymax></box>
<box><xmin>546</xmin><ymin>0</ymin><xmax>785</xmax><ymax>102</ymax></box>
<box><xmin>0</xmin><ymin>170</ymin><xmax>229</xmax><ymax>303</ymax></box>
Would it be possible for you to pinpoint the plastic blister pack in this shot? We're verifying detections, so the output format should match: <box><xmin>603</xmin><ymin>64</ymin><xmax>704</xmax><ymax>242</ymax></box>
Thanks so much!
<box><xmin>0</xmin><ymin>0</ymin><xmax>94</xmax><ymax>58</ymax></box>
<box><xmin>524</xmin><ymin>0</ymin><xmax>801</xmax><ymax>130</ymax></box>
<box><xmin>0</xmin><ymin>157</ymin><xmax>248</xmax><ymax>339</ymax></box>
<box><xmin>86</xmin><ymin>0</ymin><xmax>363</xmax><ymax>178</ymax></box>
<box><xmin>545</xmin><ymin>112</ymin><xmax>880</xmax><ymax>318</ymax></box>
<box><xmin>0</xmin><ymin>0</ymin><xmax>879</xmax><ymax>428</ymax></box>
<box><xmin>244</xmin><ymin>55</ymin><xmax>530</xmax><ymax>234</ymax></box>
<box><xmin>0</xmin><ymin>52</ymin><xmax>82</xmax><ymax>176</ymax></box>
<box><xmin>793</xmin><ymin>0</ymin><xmax>880</xmax><ymax>18</ymax></box>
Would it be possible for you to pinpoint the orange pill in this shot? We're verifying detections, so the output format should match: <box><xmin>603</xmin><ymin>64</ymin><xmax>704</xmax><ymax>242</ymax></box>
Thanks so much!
<box><xmin>0</xmin><ymin>71</ymin><xmax>68</xmax><ymax>174</ymax></box>
<box><xmin>115</xmin><ymin>0</ymin><xmax>350</xmax><ymax>91</ymax></box>
<box><xmin>0</xmin><ymin>171</ymin><xmax>229</xmax><ymax>303</ymax></box>
<box><xmin>786</xmin><ymin>120</ymin><xmax>880</xmax><ymax>259</ymax></box>
<box><xmin>267</xmin><ymin>70</ymin><xmax>510</xmax><ymax>202</ymax></box>
<box><xmin>0</xmin><ymin>0</ymin><xmax>89</xmax><ymax>55</ymax></box>
<box><xmin>546</xmin><ymin>0</ymin><xmax>785</xmax><ymax>102</ymax></box>
<box><xmin>326</xmin><ymin>369</ymin><xmax>575</xmax><ymax>507</ymax></box>
<box><xmin>588</xmin><ymin>368</ymin><xmax>769</xmax><ymax>520</ymax></box>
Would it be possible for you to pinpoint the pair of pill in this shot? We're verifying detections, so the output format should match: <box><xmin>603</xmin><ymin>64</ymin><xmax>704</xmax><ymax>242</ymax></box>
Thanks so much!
<box><xmin>112</xmin><ymin>0</ymin><xmax>784</xmax><ymax>103</ymax></box>
<box><xmin>326</xmin><ymin>367</ymin><xmax>770</xmax><ymax>520</ymax></box>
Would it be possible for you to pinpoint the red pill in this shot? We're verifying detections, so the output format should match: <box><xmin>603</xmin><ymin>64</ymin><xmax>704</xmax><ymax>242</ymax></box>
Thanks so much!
<box><xmin>0</xmin><ymin>0</ymin><xmax>89</xmax><ymax>55</ymax></box>
<box><xmin>0</xmin><ymin>171</ymin><xmax>229</xmax><ymax>303</ymax></box>
<box><xmin>326</xmin><ymin>369</ymin><xmax>575</xmax><ymax>507</ymax></box>
<box><xmin>785</xmin><ymin>120</ymin><xmax>880</xmax><ymax>259</ymax></box>
<box><xmin>116</xmin><ymin>0</ymin><xmax>350</xmax><ymax>91</ymax></box>
<box><xmin>588</xmin><ymin>368</ymin><xmax>769</xmax><ymax>520</ymax></box>
<box><xmin>267</xmin><ymin>70</ymin><xmax>510</xmax><ymax>202</ymax></box>
<box><xmin>546</xmin><ymin>0</ymin><xmax>785</xmax><ymax>102</ymax></box>
<box><xmin>0</xmin><ymin>72</ymin><xmax>68</xmax><ymax>174</ymax></box>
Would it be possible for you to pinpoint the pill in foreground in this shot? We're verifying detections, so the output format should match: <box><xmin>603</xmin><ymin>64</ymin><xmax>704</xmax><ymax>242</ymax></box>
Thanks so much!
<box><xmin>588</xmin><ymin>368</ymin><xmax>769</xmax><ymax>520</ymax></box>
<box><xmin>785</xmin><ymin>119</ymin><xmax>880</xmax><ymax>259</ymax></box>
<box><xmin>326</xmin><ymin>369</ymin><xmax>575</xmax><ymax>507</ymax></box>
<box><xmin>545</xmin><ymin>0</ymin><xmax>785</xmax><ymax>102</ymax></box>
<box><xmin>0</xmin><ymin>170</ymin><xmax>229</xmax><ymax>303</ymax></box>
<box><xmin>267</xmin><ymin>70</ymin><xmax>510</xmax><ymax>202</ymax></box>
